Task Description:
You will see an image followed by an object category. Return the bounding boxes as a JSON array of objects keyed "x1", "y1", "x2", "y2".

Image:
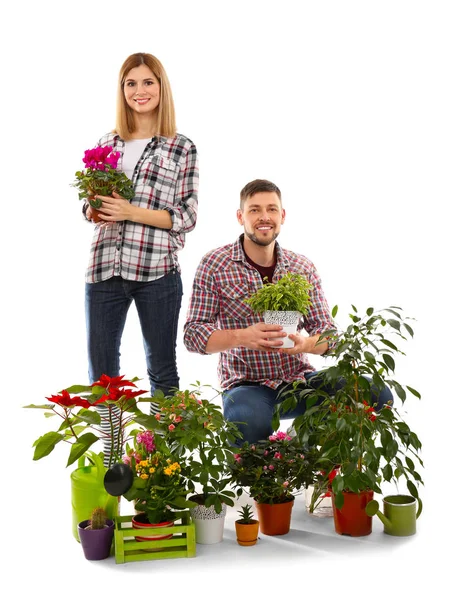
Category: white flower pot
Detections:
[
  {"x1": 263, "y1": 310, "x2": 300, "y2": 348},
  {"x1": 189, "y1": 502, "x2": 227, "y2": 544}
]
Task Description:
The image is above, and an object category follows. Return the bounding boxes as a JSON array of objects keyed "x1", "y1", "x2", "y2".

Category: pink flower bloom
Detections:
[
  {"x1": 283, "y1": 481, "x2": 289, "y2": 487},
  {"x1": 300, "y1": 454, "x2": 305, "y2": 459},
  {"x1": 263, "y1": 466, "x2": 268, "y2": 470},
  {"x1": 251, "y1": 445, "x2": 256, "y2": 451},
  {"x1": 268, "y1": 465, "x2": 275, "y2": 471},
  {"x1": 264, "y1": 450, "x2": 269, "y2": 456},
  {"x1": 274, "y1": 452, "x2": 282, "y2": 459},
  {"x1": 168, "y1": 424, "x2": 175, "y2": 431},
  {"x1": 136, "y1": 430, "x2": 155, "y2": 453},
  {"x1": 197, "y1": 399, "x2": 202, "y2": 405},
  {"x1": 174, "y1": 416, "x2": 183, "y2": 423},
  {"x1": 123, "y1": 455, "x2": 131, "y2": 465}
]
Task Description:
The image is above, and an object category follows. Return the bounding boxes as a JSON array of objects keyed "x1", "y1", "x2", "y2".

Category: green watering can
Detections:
[
  {"x1": 70, "y1": 451, "x2": 119, "y2": 542},
  {"x1": 366, "y1": 494, "x2": 422, "y2": 536}
]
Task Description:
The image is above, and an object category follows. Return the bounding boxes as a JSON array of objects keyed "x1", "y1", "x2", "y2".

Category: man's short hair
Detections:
[{"x1": 239, "y1": 179, "x2": 282, "y2": 208}]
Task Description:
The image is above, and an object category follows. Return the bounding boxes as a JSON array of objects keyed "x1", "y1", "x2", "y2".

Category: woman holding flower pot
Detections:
[{"x1": 81, "y1": 53, "x2": 199, "y2": 463}]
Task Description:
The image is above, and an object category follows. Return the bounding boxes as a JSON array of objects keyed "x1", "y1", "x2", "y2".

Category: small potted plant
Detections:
[
  {"x1": 153, "y1": 385, "x2": 243, "y2": 544},
  {"x1": 71, "y1": 146, "x2": 134, "y2": 222},
  {"x1": 77, "y1": 506, "x2": 115, "y2": 560},
  {"x1": 245, "y1": 272, "x2": 312, "y2": 347},
  {"x1": 230, "y1": 431, "x2": 321, "y2": 535},
  {"x1": 277, "y1": 305, "x2": 424, "y2": 536},
  {"x1": 234, "y1": 504, "x2": 259, "y2": 546}
]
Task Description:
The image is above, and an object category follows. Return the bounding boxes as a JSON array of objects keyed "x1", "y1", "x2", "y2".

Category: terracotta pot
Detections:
[
  {"x1": 235, "y1": 520, "x2": 259, "y2": 546},
  {"x1": 89, "y1": 206, "x2": 103, "y2": 223},
  {"x1": 131, "y1": 512, "x2": 174, "y2": 542},
  {"x1": 332, "y1": 490, "x2": 374, "y2": 536},
  {"x1": 256, "y1": 497, "x2": 294, "y2": 535}
]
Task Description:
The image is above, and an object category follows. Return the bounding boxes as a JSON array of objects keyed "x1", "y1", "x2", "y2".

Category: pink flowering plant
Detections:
[
  {"x1": 24, "y1": 374, "x2": 161, "y2": 469},
  {"x1": 122, "y1": 429, "x2": 194, "y2": 524},
  {"x1": 72, "y1": 145, "x2": 134, "y2": 209},
  {"x1": 152, "y1": 385, "x2": 243, "y2": 514},
  {"x1": 229, "y1": 431, "x2": 321, "y2": 505}
]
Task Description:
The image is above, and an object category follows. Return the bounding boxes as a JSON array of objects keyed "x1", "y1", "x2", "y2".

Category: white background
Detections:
[{"x1": 3, "y1": 0, "x2": 469, "y2": 597}]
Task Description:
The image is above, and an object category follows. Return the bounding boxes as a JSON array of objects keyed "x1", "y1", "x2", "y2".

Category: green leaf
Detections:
[
  {"x1": 23, "y1": 404, "x2": 54, "y2": 409},
  {"x1": 403, "y1": 323, "x2": 414, "y2": 337},
  {"x1": 407, "y1": 480, "x2": 419, "y2": 499},
  {"x1": 382, "y1": 354, "x2": 395, "y2": 371},
  {"x1": 387, "y1": 319, "x2": 401, "y2": 331},
  {"x1": 66, "y1": 432, "x2": 100, "y2": 467},
  {"x1": 406, "y1": 386, "x2": 421, "y2": 399},
  {"x1": 366, "y1": 307, "x2": 374, "y2": 316},
  {"x1": 332, "y1": 305, "x2": 338, "y2": 318},
  {"x1": 33, "y1": 432, "x2": 65, "y2": 460},
  {"x1": 381, "y1": 339, "x2": 398, "y2": 351}
]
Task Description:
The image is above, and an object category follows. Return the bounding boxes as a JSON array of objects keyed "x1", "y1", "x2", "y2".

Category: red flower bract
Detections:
[
  {"x1": 47, "y1": 390, "x2": 91, "y2": 409},
  {"x1": 92, "y1": 374, "x2": 137, "y2": 389},
  {"x1": 98, "y1": 387, "x2": 147, "y2": 403}
]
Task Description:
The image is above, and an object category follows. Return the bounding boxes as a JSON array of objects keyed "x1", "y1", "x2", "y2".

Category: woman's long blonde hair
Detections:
[{"x1": 115, "y1": 52, "x2": 176, "y2": 140}]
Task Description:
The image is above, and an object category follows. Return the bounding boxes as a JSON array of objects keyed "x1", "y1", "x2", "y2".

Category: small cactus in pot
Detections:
[{"x1": 78, "y1": 506, "x2": 115, "y2": 560}]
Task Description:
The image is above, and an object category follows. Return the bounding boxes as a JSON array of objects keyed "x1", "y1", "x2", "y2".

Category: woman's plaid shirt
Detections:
[
  {"x1": 85, "y1": 132, "x2": 198, "y2": 283},
  {"x1": 183, "y1": 237, "x2": 335, "y2": 390}
]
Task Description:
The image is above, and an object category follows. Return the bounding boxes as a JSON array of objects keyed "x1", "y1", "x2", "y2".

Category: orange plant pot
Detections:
[
  {"x1": 256, "y1": 498, "x2": 294, "y2": 536},
  {"x1": 332, "y1": 490, "x2": 374, "y2": 536},
  {"x1": 89, "y1": 207, "x2": 103, "y2": 223},
  {"x1": 235, "y1": 520, "x2": 260, "y2": 546}
]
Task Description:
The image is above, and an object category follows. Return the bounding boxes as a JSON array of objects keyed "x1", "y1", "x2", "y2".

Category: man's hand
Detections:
[
  {"x1": 279, "y1": 333, "x2": 328, "y2": 356},
  {"x1": 236, "y1": 323, "x2": 286, "y2": 351}
]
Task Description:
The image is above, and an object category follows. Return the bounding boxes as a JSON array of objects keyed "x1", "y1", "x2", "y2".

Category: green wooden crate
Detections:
[{"x1": 114, "y1": 512, "x2": 196, "y2": 564}]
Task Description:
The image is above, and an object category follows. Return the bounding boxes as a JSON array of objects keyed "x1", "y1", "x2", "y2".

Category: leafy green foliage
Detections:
[
  {"x1": 245, "y1": 272, "x2": 313, "y2": 315},
  {"x1": 72, "y1": 167, "x2": 134, "y2": 204},
  {"x1": 237, "y1": 504, "x2": 257, "y2": 524}
]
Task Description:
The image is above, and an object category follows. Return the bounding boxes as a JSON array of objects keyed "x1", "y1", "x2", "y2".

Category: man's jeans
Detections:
[
  {"x1": 222, "y1": 371, "x2": 394, "y2": 445},
  {"x1": 85, "y1": 272, "x2": 183, "y2": 406}
]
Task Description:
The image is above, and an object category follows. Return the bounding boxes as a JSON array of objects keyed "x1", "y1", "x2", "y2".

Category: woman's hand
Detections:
[{"x1": 95, "y1": 191, "x2": 135, "y2": 222}]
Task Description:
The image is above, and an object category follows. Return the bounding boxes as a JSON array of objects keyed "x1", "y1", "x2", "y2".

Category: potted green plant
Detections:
[
  {"x1": 24, "y1": 374, "x2": 159, "y2": 540},
  {"x1": 276, "y1": 305, "x2": 424, "y2": 536},
  {"x1": 245, "y1": 272, "x2": 312, "y2": 348},
  {"x1": 77, "y1": 506, "x2": 115, "y2": 561},
  {"x1": 72, "y1": 146, "x2": 134, "y2": 222},
  {"x1": 230, "y1": 431, "x2": 321, "y2": 535},
  {"x1": 153, "y1": 385, "x2": 242, "y2": 544},
  {"x1": 234, "y1": 504, "x2": 259, "y2": 546}
]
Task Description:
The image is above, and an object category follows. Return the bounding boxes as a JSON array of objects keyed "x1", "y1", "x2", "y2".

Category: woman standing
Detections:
[{"x1": 83, "y1": 53, "x2": 198, "y2": 463}]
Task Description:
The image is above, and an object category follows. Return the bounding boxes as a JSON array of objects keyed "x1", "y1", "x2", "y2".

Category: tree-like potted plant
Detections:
[
  {"x1": 245, "y1": 272, "x2": 312, "y2": 348},
  {"x1": 77, "y1": 506, "x2": 115, "y2": 560},
  {"x1": 234, "y1": 504, "x2": 259, "y2": 546},
  {"x1": 276, "y1": 305, "x2": 424, "y2": 536},
  {"x1": 153, "y1": 385, "x2": 243, "y2": 544},
  {"x1": 230, "y1": 431, "x2": 321, "y2": 535}
]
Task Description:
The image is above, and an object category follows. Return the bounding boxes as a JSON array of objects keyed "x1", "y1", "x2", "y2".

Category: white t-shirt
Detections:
[{"x1": 122, "y1": 138, "x2": 151, "y2": 180}]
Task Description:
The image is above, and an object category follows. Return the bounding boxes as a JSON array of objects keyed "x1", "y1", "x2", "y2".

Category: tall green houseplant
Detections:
[
  {"x1": 245, "y1": 272, "x2": 312, "y2": 314},
  {"x1": 275, "y1": 305, "x2": 424, "y2": 509}
]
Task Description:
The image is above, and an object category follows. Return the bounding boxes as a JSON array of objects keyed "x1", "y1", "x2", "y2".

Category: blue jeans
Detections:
[
  {"x1": 222, "y1": 371, "x2": 393, "y2": 444},
  {"x1": 85, "y1": 272, "x2": 183, "y2": 406}
]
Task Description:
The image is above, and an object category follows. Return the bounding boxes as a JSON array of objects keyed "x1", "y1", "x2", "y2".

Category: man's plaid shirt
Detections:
[
  {"x1": 85, "y1": 132, "x2": 198, "y2": 283},
  {"x1": 183, "y1": 236, "x2": 335, "y2": 390}
]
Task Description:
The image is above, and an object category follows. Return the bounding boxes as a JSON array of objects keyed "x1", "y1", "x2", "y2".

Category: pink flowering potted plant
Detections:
[
  {"x1": 72, "y1": 145, "x2": 134, "y2": 222},
  {"x1": 119, "y1": 429, "x2": 195, "y2": 546},
  {"x1": 229, "y1": 431, "x2": 322, "y2": 535}
]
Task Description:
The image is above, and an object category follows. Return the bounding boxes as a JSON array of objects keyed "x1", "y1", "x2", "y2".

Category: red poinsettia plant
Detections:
[
  {"x1": 72, "y1": 146, "x2": 134, "y2": 220},
  {"x1": 24, "y1": 374, "x2": 158, "y2": 469}
]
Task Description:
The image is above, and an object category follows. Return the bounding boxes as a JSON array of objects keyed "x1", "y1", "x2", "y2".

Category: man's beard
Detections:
[{"x1": 245, "y1": 228, "x2": 279, "y2": 247}]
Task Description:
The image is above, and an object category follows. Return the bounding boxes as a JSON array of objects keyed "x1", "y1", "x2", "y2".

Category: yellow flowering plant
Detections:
[{"x1": 122, "y1": 429, "x2": 194, "y2": 524}]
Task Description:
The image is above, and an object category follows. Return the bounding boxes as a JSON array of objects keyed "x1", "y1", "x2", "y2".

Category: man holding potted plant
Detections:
[{"x1": 183, "y1": 179, "x2": 393, "y2": 443}]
